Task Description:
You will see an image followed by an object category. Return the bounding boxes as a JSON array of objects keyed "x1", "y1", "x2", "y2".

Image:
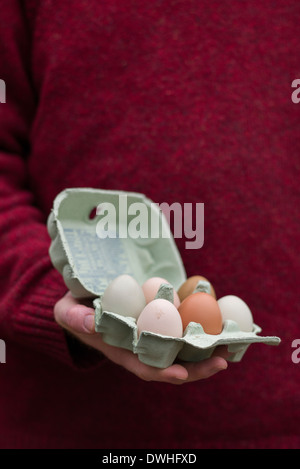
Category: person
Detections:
[{"x1": 0, "y1": 0, "x2": 299, "y2": 449}]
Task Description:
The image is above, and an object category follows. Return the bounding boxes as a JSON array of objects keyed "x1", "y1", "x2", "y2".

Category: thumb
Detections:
[{"x1": 54, "y1": 292, "x2": 96, "y2": 334}]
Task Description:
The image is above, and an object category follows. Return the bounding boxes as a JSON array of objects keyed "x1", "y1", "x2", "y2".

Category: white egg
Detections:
[
  {"x1": 101, "y1": 274, "x2": 146, "y2": 319},
  {"x1": 137, "y1": 299, "x2": 183, "y2": 338},
  {"x1": 217, "y1": 295, "x2": 254, "y2": 332}
]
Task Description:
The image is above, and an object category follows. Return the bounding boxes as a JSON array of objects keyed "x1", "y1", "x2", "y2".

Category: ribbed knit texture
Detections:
[{"x1": 0, "y1": 0, "x2": 299, "y2": 449}]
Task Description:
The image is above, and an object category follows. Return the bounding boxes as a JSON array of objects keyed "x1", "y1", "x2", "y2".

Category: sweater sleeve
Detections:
[{"x1": 0, "y1": 0, "x2": 103, "y2": 369}]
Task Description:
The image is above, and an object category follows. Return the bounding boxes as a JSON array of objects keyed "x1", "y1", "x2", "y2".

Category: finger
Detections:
[
  {"x1": 82, "y1": 333, "x2": 228, "y2": 384},
  {"x1": 129, "y1": 356, "x2": 227, "y2": 385},
  {"x1": 95, "y1": 340, "x2": 189, "y2": 383},
  {"x1": 126, "y1": 357, "x2": 189, "y2": 384},
  {"x1": 54, "y1": 292, "x2": 96, "y2": 334},
  {"x1": 179, "y1": 355, "x2": 228, "y2": 383},
  {"x1": 105, "y1": 342, "x2": 225, "y2": 384}
]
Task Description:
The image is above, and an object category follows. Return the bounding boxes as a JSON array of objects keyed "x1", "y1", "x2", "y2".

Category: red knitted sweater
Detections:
[{"x1": 0, "y1": 0, "x2": 299, "y2": 449}]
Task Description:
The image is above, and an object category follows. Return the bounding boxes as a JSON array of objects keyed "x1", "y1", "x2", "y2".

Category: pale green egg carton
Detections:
[
  {"x1": 93, "y1": 294, "x2": 280, "y2": 368},
  {"x1": 47, "y1": 188, "x2": 281, "y2": 369}
]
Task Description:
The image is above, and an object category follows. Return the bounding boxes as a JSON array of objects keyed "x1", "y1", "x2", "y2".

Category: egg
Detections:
[
  {"x1": 218, "y1": 295, "x2": 254, "y2": 332},
  {"x1": 142, "y1": 277, "x2": 181, "y2": 308},
  {"x1": 177, "y1": 275, "x2": 217, "y2": 301},
  {"x1": 101, "y1": 274, "x2": 146, "y2": 319},
  {"x1": 137, "y1": 299, "x2": 183, "y2": 338},
  {"x1": 178, "y1": 292, "x2": 223, "y2": 334}
]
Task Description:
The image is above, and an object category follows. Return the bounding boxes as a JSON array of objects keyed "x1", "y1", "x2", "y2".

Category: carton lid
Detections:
[{"x1": 47, "y1": 188, "x2": 187, "y2": 298}]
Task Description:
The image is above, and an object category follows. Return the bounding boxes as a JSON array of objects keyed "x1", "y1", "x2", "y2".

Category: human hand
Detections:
[{"x1": 54, "y1": 291, "x2": 229, "y2": 385}]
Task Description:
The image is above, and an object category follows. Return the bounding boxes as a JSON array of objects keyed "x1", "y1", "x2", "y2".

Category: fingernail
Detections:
[
  {"x1": 214, "y1": 364, "x2": 228, "y2": 372},
  {"x1": 210, "y1": 363, "x2": 228, "y2": 375},
  {"x1": 83, "y1": 314, "x2": 95, "y2": 332},
  {"x1": 176, "y1": 376, "x2": 188, "y2": 381}
]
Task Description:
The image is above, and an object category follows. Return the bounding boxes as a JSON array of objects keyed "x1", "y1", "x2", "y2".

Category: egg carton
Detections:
[
  {"x1": 48, "y1": 187, "x2": 281, "y2": 369},
  {"x1": 94, "y1": 299, "x2": 280, "y2": 368}
]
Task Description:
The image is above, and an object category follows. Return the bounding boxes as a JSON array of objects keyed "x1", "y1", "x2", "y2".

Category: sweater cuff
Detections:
[{"x1": 11, "y1": 261, "x2": 106, "y2": 370}]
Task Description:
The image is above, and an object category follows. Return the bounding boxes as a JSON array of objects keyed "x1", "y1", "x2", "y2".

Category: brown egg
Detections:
[
  {"x1": 177, "y1": 275, "x2": 217, "y2": 301},
  {"x1": 178, "y1": 292, "x2": 223, "y2": 334}
]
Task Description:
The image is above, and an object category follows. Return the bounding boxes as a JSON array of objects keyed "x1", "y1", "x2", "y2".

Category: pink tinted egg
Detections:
[
  {"x1": 142, "y1": 277, "x2": 180, "y2": 308},
  {"x1": 137, "y1": 299, "x2": 183, "y2": 338}
]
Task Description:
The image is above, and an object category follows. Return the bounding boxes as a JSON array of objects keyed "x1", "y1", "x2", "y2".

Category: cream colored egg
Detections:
[
  {"x1": 217, "y1": 295, "x2": 254, "y2": 332},
  {"x1": 137, "y1": 299, "x2": 183, "y2": 338},
  {"x1": 101, "y1": 274, "x2": 146, "y2": 319}
]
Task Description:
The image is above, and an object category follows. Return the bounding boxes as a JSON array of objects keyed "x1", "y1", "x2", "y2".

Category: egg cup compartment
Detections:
[
  {"x1": 94, "y1": 298, "x2": 183, "y2": 368},
  {"x1": 94, "y1": 296, "x2": 280, "y2": 368},
  {"x1": 48, "y1": 187, "x2": 281, "y2": 369},
  {"x1": 177, "y1": 321, "x2": 267, "y2": 363},
  {"x1": 95, "y1": 309, "x2": 137, "y2": 352}
]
